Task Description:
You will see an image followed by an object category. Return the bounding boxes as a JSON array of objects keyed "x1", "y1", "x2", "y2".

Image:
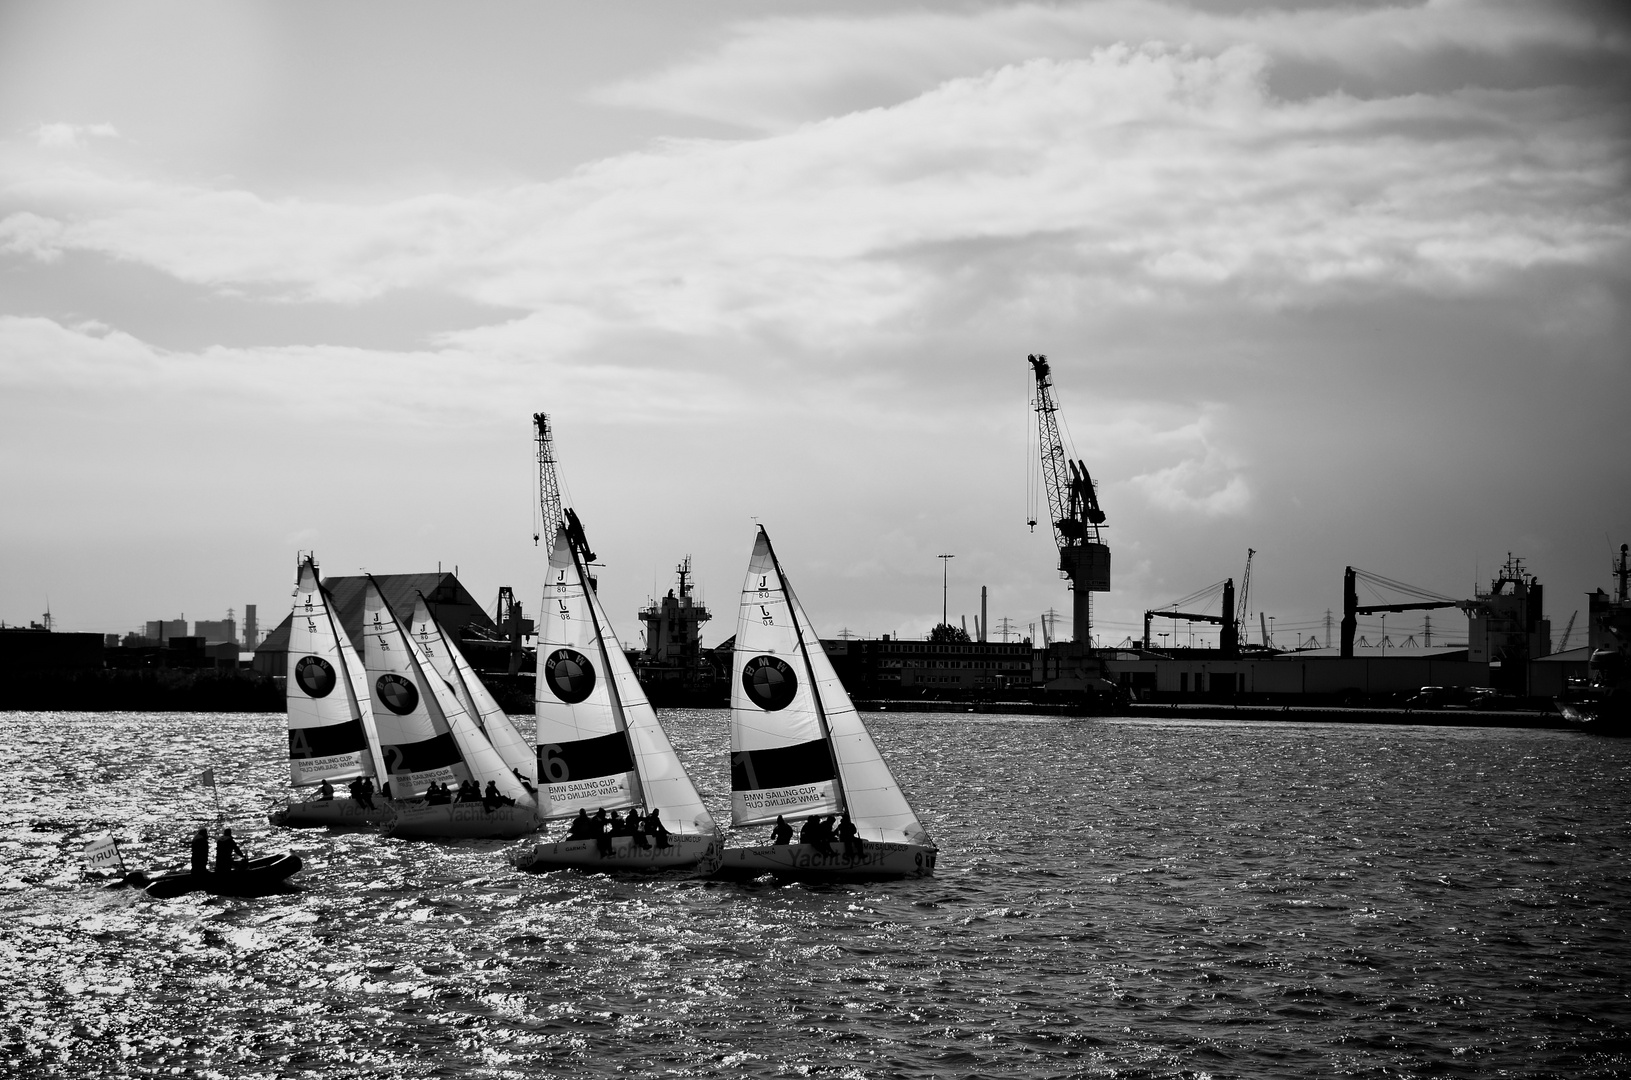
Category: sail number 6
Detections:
[{"x1": 539, "y1": 744, "x2": 572, "y2": 782}]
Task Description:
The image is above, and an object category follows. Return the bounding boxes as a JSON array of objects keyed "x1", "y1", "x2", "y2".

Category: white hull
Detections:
[
  {"x1": 384, "y1": 801, "x2": 540, "y2": 840},
  {"x1": 713, "y1": 841, "x2": 936, "y2": 881},
  {"x1": 271, "y1": 798, "x2": 390, "y2": 829},
  {"x1": 511, "y1": 831, "x2": 722, "y2": 873}
]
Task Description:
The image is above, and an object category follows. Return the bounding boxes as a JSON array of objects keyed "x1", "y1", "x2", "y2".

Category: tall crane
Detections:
[
  {"x1": 533, "y1": 413, "x2": 563, "y2": 550},
  {"x1": 1238, "y1": 548, "x2": 1255, "y2": 646},
  {"x1": 1028, "y1": 354, "x2": 1110, "y2": 645},
  {"x1": 1340, "y1": 566, "x2": 1467, "y2": 657}
]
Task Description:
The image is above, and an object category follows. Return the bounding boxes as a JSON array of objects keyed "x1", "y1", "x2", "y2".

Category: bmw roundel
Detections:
[
  {"x1": 742, "y1": 654, "x2": 798, "y2": 711},
  {"x1": 295, "y1": 655, "x2": 336, "y2": 699},
  {"x1": 545, "y1": 648, "x2": 596, "y2": 704},
  {"x1": 376, "y1": 672, "x2": 419, "y2": 715}
]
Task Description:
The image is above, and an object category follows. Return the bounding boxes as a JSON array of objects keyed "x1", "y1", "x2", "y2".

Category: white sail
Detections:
[
  {"x1": 286, "y1": 556, "x2": 387, "y2": 787},
  {"x1": 729, "y1": 528, "x2": 931, "y2": 845},
  {"x1": 399, "y1": 610, "x2": 536, "y2": 810},
  {"x1": 408, "y1": 596, "x2": 537, "y2": 783},
  {"x1": 534, "y1": 527, "x2": 715, "y2": 834},
  {"x1": 362, "y1": 578, "x2": 470, "y2": 797}
]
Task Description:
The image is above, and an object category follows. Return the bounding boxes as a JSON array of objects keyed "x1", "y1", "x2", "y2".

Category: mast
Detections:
[
  {"x1": 311, "y1": 557, "x2": 389, "y2": 786},
  {"x1": 567, "y1": 522, "x2": 645, "y2": 808},
  {"x1": 759, "y1": 528, "x2": 847, "y2": 812}
]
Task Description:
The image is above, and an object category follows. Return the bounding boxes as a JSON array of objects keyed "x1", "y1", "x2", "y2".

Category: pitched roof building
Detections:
[{"x1": 253, "y1": 572, "x2": 501, "y2": 677}]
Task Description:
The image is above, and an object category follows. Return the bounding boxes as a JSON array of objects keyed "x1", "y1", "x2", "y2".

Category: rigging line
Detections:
[
  {"x1": 1154, "y1": 578, "x2": 1229, "y2": 612},
  {"x1": 762, "y1": 529, "x2": 848, "y2": 814}
]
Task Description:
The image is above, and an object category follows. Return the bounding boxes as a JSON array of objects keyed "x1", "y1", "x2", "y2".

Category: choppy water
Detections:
[{"x1": 2, "y1": 710, "x2": 1628, "y2": 1079}]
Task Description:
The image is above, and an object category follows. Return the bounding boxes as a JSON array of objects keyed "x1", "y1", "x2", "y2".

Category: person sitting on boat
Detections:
[
  {"x1": 567, "y1": 808, "x2": 595, "y2": 839},
  {"x1": 423, "y1": 783, "x2": 444, "y2": 805},
  {"x1": 189, "y1": 826, "x2": 210, "y2": 875},
  {"x1": 454, "y1": 780, "x2": 474, "y2": 803},
  {"x1": 628, "y1": 809, "x2": 652, "y2": 849},
  {"x1": 593, "y1": 808, "x2": 614, "y2": 856},
  {"x1": 837, "y1": 812, "x2": 863, "y2": 858},
  {"x1": 214, "y1": 828, "x2": 246, "y2": 873},
  {"x1": 810, "y1": 816, "x2": 837, "y2": 856},
  {"x1": 318, "y1": 778, "x2": 334, "y2": 802},
  {"x1": 770, "y1": 815, "x2": 793, "y2": 846},
  {"x1": 482, "y1": 780, "x2": 514, "y2": 812},
  {"x1": 358, "y1": 777, "x2": 377, "y2": 809},
  {"x1": 645, "y1": 809, "x2": 670, "y2": 849},
  {"x1": 798, "y1": 815, "x2": 819, "y2": 846},
  {"x1": 348, "y1": 778, "x2": 365, "y2": 807}
]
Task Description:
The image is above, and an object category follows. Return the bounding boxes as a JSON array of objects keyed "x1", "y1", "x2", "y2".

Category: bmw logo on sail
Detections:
[{"x1": 545, "y1": 648, "x2": 596, "y2": 704}]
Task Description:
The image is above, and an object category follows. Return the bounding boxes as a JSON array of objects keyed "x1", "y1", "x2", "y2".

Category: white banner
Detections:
[
  {"x1": 81, "y1": 833, "x2": 121, "y2": 870},
  {"x1": 541, "y1": 772, "x2": 635, "y2": 820},
  {"x1": 731, "y1": 780, "x2": 839, "y2": 827}
]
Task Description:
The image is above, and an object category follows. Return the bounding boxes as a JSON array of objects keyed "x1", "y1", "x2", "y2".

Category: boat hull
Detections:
[
  {"x1": 712, "y1": 841, "x2": 936, "y2": 881},
  {"x1": 270, "y1": 798, "x2": 390, "y2": 829},
  {"x1": 383, "y1": 801, "x2": 540, "y2": 839},
  {"x1": 142, "y1": 854, "x2": 304, "y2": 899},
  {"x1": 511, "y1": 832, "x2": 722, "y2": 873}
]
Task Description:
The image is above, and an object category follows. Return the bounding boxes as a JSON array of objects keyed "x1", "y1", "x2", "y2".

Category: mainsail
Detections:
[
  {"x1": 286, "y1": 556, "x2": 387, "y2": 787},
  {"x1": 362, "y1": 578, "x2": 535, "y2": 807},
  {"x1": 408, "y1": 595, "x2": 537, "y2": 783},
  {"x1": 534, "y1": 526, "x2": 714, "y2": 834},
  {"x1": 730, "y1": 528, "x2": 931, "y2": 846}
]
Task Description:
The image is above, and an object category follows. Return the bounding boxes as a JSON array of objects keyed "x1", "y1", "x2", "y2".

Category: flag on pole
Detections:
[
  {"x1": 197, "y1": 768, "x2": 216, "y2": 787},
  {"x1": 82, "y1": 833, "x2": 121, "y2": 870}
]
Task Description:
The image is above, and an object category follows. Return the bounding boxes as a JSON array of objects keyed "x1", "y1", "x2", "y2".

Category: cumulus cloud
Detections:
[
  {"x1": 1089, "y1": 406, "x2": 1252, "y2": 517},
  {"x1": 6, "y1": 49, "x2": 1625, "y2": 364},
  {"x1": 592, "y1": 0, "x2": 1628, "y2": 131}
]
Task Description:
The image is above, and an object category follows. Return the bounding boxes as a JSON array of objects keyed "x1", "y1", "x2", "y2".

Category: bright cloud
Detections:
[
  {"x1": 3, "y1": 34, "x2": 1624, "y2": 370},
  {"x1": 31, "y1": 122, "x2": 120, "y2": 150},
  {"x1": 593, "y1": 0, "x2": 1627, "y2": 131}
]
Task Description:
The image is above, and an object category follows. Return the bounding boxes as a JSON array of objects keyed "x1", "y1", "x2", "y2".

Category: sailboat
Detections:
[
  {"x1": 359, "y1": 577, "x2": 540, "y2": 839},
  {"x1": 511, "y1": 525, "x2": 722, "y2": 872},
  {"x1": 714, "y1": 527, "x2": 937, "y2": 880},
  {"x1": 408, "y1": 594, "x2": 537, "y2": 785},
  {"x1": 271, "y1": 555, "x2": 391, "y2": 828}
]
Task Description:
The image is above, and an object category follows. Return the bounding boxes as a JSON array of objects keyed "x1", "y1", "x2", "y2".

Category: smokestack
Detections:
[
  {"x1": 245, "y1": 604, "x2": 258, "y2": 649},
  {"x1": 981, "y1": 586, "x2": 988, "y2": 643}
]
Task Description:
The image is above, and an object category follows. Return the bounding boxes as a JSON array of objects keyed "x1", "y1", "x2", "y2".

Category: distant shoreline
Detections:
[{"x1": 855, "y1": 699, "x2": 1572, "y2": 729}]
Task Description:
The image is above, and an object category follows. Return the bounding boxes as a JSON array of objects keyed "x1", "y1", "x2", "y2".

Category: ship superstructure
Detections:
[{"x1": 635, "y1": 556, "x2": 718, "y2": 705}]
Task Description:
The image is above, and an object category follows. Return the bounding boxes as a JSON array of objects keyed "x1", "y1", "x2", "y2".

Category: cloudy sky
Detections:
[{"x1": 2, "y1": 0, "x2": 1627, "y2": 653}]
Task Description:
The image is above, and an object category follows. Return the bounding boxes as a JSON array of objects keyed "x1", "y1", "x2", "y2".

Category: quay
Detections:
[{"x1": 856, "y1": 698, "x2": 1572, "y2": 729}]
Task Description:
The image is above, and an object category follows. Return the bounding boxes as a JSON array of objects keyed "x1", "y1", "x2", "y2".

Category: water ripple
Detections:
[{"x1": 2, "y1": 711, "x2": 1629, "y2": 1077}]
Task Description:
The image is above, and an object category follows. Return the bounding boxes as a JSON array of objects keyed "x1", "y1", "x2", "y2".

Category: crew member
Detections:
[
  {"x1": 189, "y1": 826, "x2": 210, "y2": 875},
  {"x1": 214, "y1": 827, "x2": 246, "y2": 873}
]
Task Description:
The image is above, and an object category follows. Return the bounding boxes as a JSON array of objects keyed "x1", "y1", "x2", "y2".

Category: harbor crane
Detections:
[
  {"x1": 1340, "y1": 566, "x2": 1467, "y2": 657},
  {"x1": 1143, "y1": 578, "x2": 1239, "y2": 656},
  {"x1": 534, "y1": 412, "x2": 595, "y2": 572},
  {"x1": 533, "y1": 413, "x2": 563, "y2": 550},
  {"x1": 1028, "y1": 354, "x2": 1109, "y2": 644}
]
